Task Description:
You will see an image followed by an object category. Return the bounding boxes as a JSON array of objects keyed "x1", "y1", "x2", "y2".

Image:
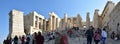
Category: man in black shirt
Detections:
[{"x1": 85, "y1": 26, "x2": 94, "y2": 44}]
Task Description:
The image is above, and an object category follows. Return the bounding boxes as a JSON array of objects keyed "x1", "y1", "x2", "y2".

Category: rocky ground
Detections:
[
  {"x1": 43, "y1": 29, "x2": 120, "y2": 44},
  {"x1": 44, "y1": 37, "x2": 120, "y2": 44}
]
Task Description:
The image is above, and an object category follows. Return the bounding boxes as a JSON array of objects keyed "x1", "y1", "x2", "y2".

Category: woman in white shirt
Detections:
[{"x1": 101, "y1": 28, "x2": 107, "y2": 44}]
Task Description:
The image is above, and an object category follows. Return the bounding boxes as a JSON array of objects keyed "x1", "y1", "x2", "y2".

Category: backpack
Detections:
[
  {"x1": 94, "y1": 33, "x2": 101, "y2": 40},
  {"x1": 86, "y1": 30, "x2": 93, "y2": 37},
  {"x1": 27, "y1": 37, "x2": 30, "y2": 42}
]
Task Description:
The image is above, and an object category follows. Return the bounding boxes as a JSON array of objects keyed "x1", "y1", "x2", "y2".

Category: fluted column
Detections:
[
  {"x1": 49, "y1": 15, "x2": 52, "y2": 30},
  {"x1": 64, "y1": 13, "x2": 67, "y2": 29},
  {"x1": 54, "y1": 17, "x2": 56, "y2": 30},
  {"x1": 93, "y1": 9, "x2": 99, "y2": 29},
  {"x1": 77, "y1": 14, "x2": 82, "y2": 28},
  {"x1": 43, "y1": 19, "x2": 46, "y2": 31},
  {"x1": 86, "y1": 12, "x2": 90, "y2": 29}
]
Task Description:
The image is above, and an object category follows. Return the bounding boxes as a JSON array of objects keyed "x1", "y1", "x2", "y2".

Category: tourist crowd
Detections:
[
  {"x1": 3, "y1": 32, "x2": 44, "y2": 44},
  {"x1": 85, "y1": 26, "x2": 107, "y2": 44},
  {"x1": 3, "y1": 26, "x2": 112, "y2": 44}
]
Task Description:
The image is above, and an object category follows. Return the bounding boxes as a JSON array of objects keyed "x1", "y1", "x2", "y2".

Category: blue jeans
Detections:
[{"x1": 101, "y1": 37, "x2": 106, "y2": 44}]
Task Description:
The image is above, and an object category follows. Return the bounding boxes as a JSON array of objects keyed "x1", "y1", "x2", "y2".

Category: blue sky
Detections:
[{"x1": 0, "y1": 0, "x2": 119, "y2": 43}]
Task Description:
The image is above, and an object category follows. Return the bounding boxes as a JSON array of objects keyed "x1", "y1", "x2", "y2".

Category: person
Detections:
[
  {"x1": 4, "y1": 37, "x2": 12, "y2": 44},
  {"x1": 21, "y1": 35, "x2": 25, "y2": 44},
  {"x1": 85, "y1": 26, "x2": 94, "y2": 44},
  {"x1": 94, "y1": 31, "x2": 101, "y2": 44},
  {"x1": 97, "y1": 28, "x2": 102, "y2": 34},
  {"x1": 13, "y1": 35, "x2": 18, "y2": 44},
  {"x1": 3, "y1": 39, "x2": 7, "y2": 44},
  {"x1": 18, "y1": 36, "x2": 22, "y2": 44},
  {"x1": 114, "y1": 35, "x2": 118, "y2": 40},
  {"x1": 3, "y1": 39, "x2": 6, "y2": 44},
  {"x1": 35, "y1": 32, "x2": 44, "y2": 44},
  {"x1": 26, "y1": 36, "x2": 30, "y2": 44},
  {"x1": 60, "y1": 33, "x2": 68, "y2": 44},
  {"x1": 68, "y1": 29, "x2": 73, "y2": 37},
  {"x1": 55, "y1": 32, "x2": 61, "y2": 44},
  {"x1": 32, "y1": 32, "x2": 37, "y2": 44},
  {"x1": 8, "y1": 37, "x2": 12, "y2": 44},
  {"x1": 76, "y1": 27, "x2": 79, "y2": 32},
  {"x1": 111, "y1": 31, "x2": 115, "y2": 39},
  {"x1": 47, "y1": 32, "x2": 52, "y2": 41},
  {"x1": 114, "y1": 34, "x2": 119, "y2": 40},
  {"x1": 101, "y1": 28, "x2": 107, "y2": 44},
  {"x1": 26, "y1": 33, "x2": 31, "y2": 44},
  {"x1": 51, "y1": 32, "x2": 55, "y2": 39}
]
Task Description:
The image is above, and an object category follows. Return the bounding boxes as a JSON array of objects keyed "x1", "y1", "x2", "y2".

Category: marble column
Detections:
[
  {"x1": 35, "y1": 16, "x2": 39, "y2": 29},
  {"x1": 38, "y1": 18, "x2": 41, "y2": 29},
  {"x1": 56, "y1": 18, "x2": 58, "y2": 28},
  {"x1": 70, "y1": 18, "x2": 72, "y2": 28},
  {"x1": 71, "y1": 18, "x2": 73, "y2": 27},
  {"x1": 54, "y1": 16, "x2": 56, "y2": 30},
  {"x1": 56, "y1": 18, "x2": 59, "y2": 30},
  {"x1": 36, "y1": 18, "x2": 39, "y2": 29},
  {"x1": 64, "y1": 13, "x2": 67, "y2": 30},
  {"x1": 41, "y1": 19, "x2": 43, "y2": 30},
  {"x1": 49, "y1": 15, "x2": 52, "y2": 30},
  {"x1": 77, "y1": 14, "x2": 82, "y2": 28},
  {"x1": 64, "y1": 13, "x2": 67, "y2": 23},
  {"x1": 44, "y1": 19, "x2": 46, "y2": 31},
  {"x1": 93, "y1": 9, "x2": 99, "y2": 29},
  {"x1": 86, "y1": 12, "x2": 90, "y2": 29}
]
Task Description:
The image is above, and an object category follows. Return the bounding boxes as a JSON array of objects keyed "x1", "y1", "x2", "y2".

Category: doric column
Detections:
[
  {"x1": 44, "y1": 19, "x2": 46, "y2": 31},
  {"x1": 38, "y1": 18, "x2": 40, "y2": 29},
  {"x1": 64, "y1": 13, "x2": 67, "y2": 23},
  {"x1": 77, "y1": 14, "x2": 82, "y2": 28},
  {"x1": 64, "y1": 13, "x2": 67, "y2": 29},
  {"x1": 86, "y1": 12, "x2": 90, "y2": 29},
  {"x1": 41, "y1": 19, "x2": 43, "y2": 30},
  {"x1": 49, "y1": 15, "x2": 52, "y2": 30},
  {"x1": 56, "y1": 18, "x2": 58, "y2": 28},
  {"x1": 37, "y1": 18, "x2": 39, "y2": 29},
  {"x1": 93, "y1": 9, "x2": 99, "y2": 29},
  {"x1": 71, "y1": 18, "x2": 73, "y2": 27},
  {"x1": 34, "y1": 16, "x2": 38, "y2": 28},
  {"x1": 54, "y1": 17, "x2": 56, "y2": 30}
]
